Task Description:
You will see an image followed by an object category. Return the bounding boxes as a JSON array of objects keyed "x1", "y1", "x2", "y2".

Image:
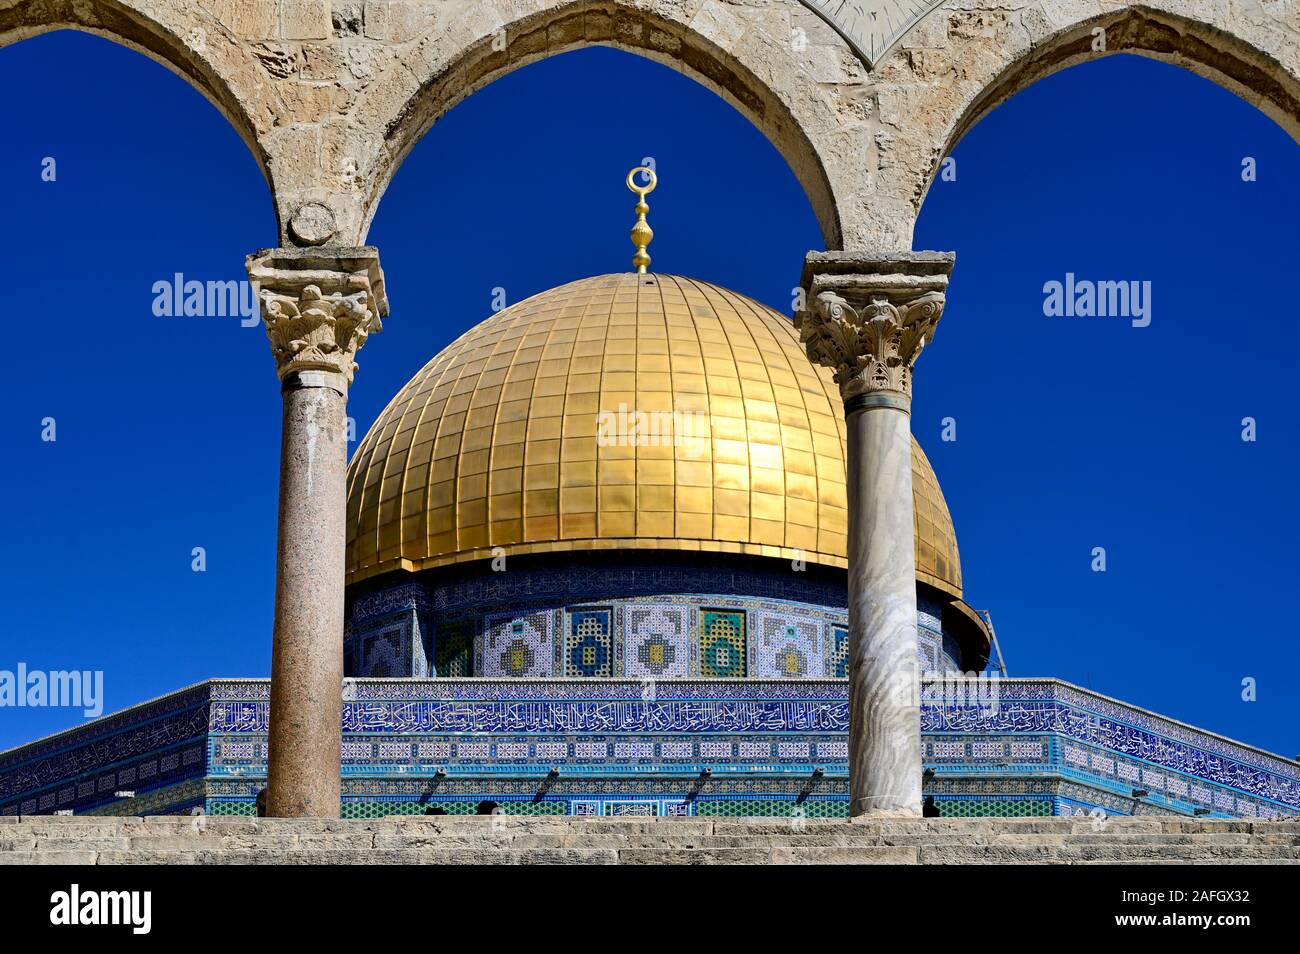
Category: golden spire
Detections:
[{"x1": 626, "y1": 166, "x2": 657, "y2": 273}]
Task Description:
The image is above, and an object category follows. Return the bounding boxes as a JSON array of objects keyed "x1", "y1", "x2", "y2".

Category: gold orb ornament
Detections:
[{"x1": 626, "y1": 166, "x2": 657, "y2": 273}]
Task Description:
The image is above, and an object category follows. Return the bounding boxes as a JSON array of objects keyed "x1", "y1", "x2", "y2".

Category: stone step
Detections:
[
  {"x1": 989, "y1": 832, "x2": 1300, "y2": 847},
  {"x1": 4, "y1": 817, "x2": 1298, "y2": 864},
  {"x1": 22, "y1": 830, "x2": 1294, "y2": 854},
  {"x1": 0, "y1": 850, "x2": 99, "y2": 865},
  {"x1": 0, "y1": 845, "x2": 919, "y2": 865},
  {"x1": 917, "y1": 843, "x2": 1300, "y2": 864},
  {"x1": 8, "y1": 842, "x2": 1295, "y2": 865},
  {"x1": 0, "y1": 848, "x2": 625, "y2": 865},
  {"x1": 20, "y1": 831, "x2": 1289, "y2": 857}
]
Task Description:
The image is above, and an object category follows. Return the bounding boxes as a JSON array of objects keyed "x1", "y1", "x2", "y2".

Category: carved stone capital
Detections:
[
  {"x1": 247, "y1": 247, "x2": 389, "y2": 393},
  {"x1": 795, "y1": 252, "x2": 953, "y2": 404}
]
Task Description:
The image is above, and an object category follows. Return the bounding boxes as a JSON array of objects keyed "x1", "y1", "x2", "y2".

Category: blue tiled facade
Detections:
[
  {"x1": 343, "y1": 563, "x2": 969, "y2": 680},
  {"x1": 6, "y1": 562, "x2": 1293, "y2": 821},
  {"x1": 4, "y1": 678, "x2": 1297, "y2": 820}
]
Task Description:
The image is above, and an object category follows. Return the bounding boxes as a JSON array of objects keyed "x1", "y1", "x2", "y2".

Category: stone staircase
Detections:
[{"x1": 2, "y1": 815, "x2": 1297, "y2": 864}]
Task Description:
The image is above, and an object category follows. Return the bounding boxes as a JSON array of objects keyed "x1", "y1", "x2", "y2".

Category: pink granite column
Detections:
[
  {"x1": 247, "y1": 248, "x2": 387, "y2": 818},
  {"x1": 266, "y1": 377, "x2": 347, "y2": 816}
]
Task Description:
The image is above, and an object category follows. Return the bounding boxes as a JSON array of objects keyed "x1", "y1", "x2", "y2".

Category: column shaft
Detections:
[
  {"x1": 796, "y1": 251, "x2": 952, "y2": 821},
  {"x1": 267, "y1": 380, "x2": 346, "y2": 817},
  {"x1": 248, "y1": 246, "x2": 387, "y2": 818},
  {"x1": 846, "y1": 401, "x2": 920, "y2": 816}
]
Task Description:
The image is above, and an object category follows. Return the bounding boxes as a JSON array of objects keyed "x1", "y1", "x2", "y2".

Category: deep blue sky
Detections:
[{"x1": 1, "y1": 31, "x2": 1296, "y2": 757}]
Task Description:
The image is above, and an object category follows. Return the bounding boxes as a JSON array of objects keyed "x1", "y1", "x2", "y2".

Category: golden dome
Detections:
[{"x1": 346, "y1": 273, "x2": 962, "y2": 596}]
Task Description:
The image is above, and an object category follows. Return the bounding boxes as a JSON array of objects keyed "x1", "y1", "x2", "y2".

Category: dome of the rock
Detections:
[{"x1": 343, "y1": 272, "x2": 989, "y2": 679}]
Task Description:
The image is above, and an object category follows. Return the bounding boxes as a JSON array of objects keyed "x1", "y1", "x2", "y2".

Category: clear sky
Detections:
[{"x1": 1, "y1": 30, "x2": 1296, "y2": 757}]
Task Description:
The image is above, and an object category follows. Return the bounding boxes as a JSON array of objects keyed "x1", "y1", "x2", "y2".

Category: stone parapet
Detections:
[{"x1": 2, "y1": 816, "x2": 1297, "y2": 865}]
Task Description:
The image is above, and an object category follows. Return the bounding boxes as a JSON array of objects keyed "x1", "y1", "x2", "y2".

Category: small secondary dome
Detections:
[{"x1": 346, "y1": 272, "x2": 964, "y2": 596}]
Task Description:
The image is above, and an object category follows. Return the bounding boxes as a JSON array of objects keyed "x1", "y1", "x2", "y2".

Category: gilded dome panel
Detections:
[{"x1": 346, "y1": 273, "x2": 962, "y2": 597}]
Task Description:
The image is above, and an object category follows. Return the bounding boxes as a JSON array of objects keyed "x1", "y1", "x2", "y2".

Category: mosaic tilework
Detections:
[
  {"x1": 85, "y1": 779, "x2": 206, "y2": 817},
  {"x1": 917, "y1": 606, "x2": 943, "y2": 634},
  {"x1": 0, "y1": 684, "x2": 212, "y2": 817},
  {"x1": 362, "y1": 628, "x2": 403, "y2": 677},
  {"x1": 340, "y1": 800, "x2": 566, "y2": 818},
  {"x1": 564, "y1": 607, "x2": 614, "y2": 677},
  {"x1": 400, "y1": 556, "x2": 849, "y2": 618},
  {"x1": 346, "y1": 598, "x2": 432, "y2": 678},
  {"x1": 828, "y1": 625, "x2": 849, "y2": 678},
  {"x1": 624, "y1": 603, "x2": 691, "y2": 679},
  {"x1": 825, "y1": 624, "x2": 961, "y2": 677},
  {"x1": 211, "y1": 674, "x2": 1300, "y2": 816},
  {"x1": 211, "y1": 783, "x2": 1092, "y2": 820},
  {"x1": 916, "y1": 634, "x2": 937, "y2": 673},
  {"x1": 205, "y1": 769, "x2": 1256, "y2": 821},
  {"x1": 942, "y1": 632, "x2": 963, "y2": 670},
  {"x1": 570, "y1": 798, "x2": 692, "y2": 817},
  {"x1": 697, "y1": 799, "x2": 848, "y2": 818},
  {"x1": 479, "y1": 612, "x2": 554, "y2": 677},
  {"x1": 10, "y1": 678, "x2": 1300, "y2": 820},
  {"x1": 350, "y1": 571, "x2": 969, "y2": 680},
  {"x1": 935, "y1": 797, "x2": 1051, "y2": 817},
  {"x1": 700, "y1": 609, "x2": 746, "y2": 677},
  {"x1": 352, "y1": 583, "x2": 430, "y2": 621},
  {"x1": 435, "y1": 619, "x2": 474, "y2": 677},
  {"x1": 752, "y1": 611, "x2": 823, "y2": 678}
]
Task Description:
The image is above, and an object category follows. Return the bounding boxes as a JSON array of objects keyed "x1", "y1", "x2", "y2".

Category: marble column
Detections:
[
  {"x1": 796, "y1": 252, "x2": 952, "y2": 817},
  {"x1": 247, "y1": 248, "x2": 387, "y2": 817}
]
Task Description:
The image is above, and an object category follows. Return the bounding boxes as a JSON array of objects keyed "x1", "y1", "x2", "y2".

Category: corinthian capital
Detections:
[
  {"x1": 247, "y1": 247, "x2": 388, "y2": 392},
  {"x1": 795, "y1": 252, "x2": 953, "y2": 404}
]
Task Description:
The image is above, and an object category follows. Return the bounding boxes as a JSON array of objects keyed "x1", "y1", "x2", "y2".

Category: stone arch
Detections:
[
  {"x1": 0, "y1": 0, "x2": 282, "y2": 235},
  {"x1": 347, "y1": 1, "x2": 855, "y2": 249},
  {"x1": 893, "y1": 2, "x2": 1300, "y2": 247}
]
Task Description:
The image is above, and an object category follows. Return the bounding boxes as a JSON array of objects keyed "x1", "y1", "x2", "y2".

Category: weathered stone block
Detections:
[
  {"x1": 690, "y1": 1, "x2": 748, "y2": 51},
  {"x1": 283, "y1": 0, "x2": 332, "y2": 40},
  {"x1": 0, "y1": 849, "x2": 98, "y2": 864},
  {"x1": 332, "y1": 2, "x2": 364, "y2": 37},
  {"x1": 364, "y1": 0, "x2": 393, "y2": 40},
  {"x1": 6, "y1": 818, "x2": 1300, "y2": 863},
  {"x1": 302, "y1": 42, "x2": 347, "y2": 81},
  {"x1": 214, "y1": 0, "x2": 279, "y2": 39},
  {"x1": 771, "y1": 845, "x2": 918, "y2": 864},
  {"x1": 266, "y1": 124, "x2": 324, "y2": 189}
]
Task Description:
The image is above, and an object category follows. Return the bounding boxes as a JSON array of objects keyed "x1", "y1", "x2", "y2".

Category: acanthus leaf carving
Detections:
[
  {"x1": 260, "y1": 283, "x2": 380, "y2": 385},
  {"x1": 797, "y1": 288, "x2": 944, "y2": 400},
  {"x1": 246, "y1": 247, "x2": 388, "y2": 390}
]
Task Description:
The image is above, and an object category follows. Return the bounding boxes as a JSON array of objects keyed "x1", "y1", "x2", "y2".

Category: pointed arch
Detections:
[
  {"x1": 1, "y1": 0, "x2": 281, "y2": 235},
  {"x1": 349, "y1": 1, "x2": 848, "y2": 249},
  {"x1": 898, "y1": 3, "x2": 1300, "y2": 245}
]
